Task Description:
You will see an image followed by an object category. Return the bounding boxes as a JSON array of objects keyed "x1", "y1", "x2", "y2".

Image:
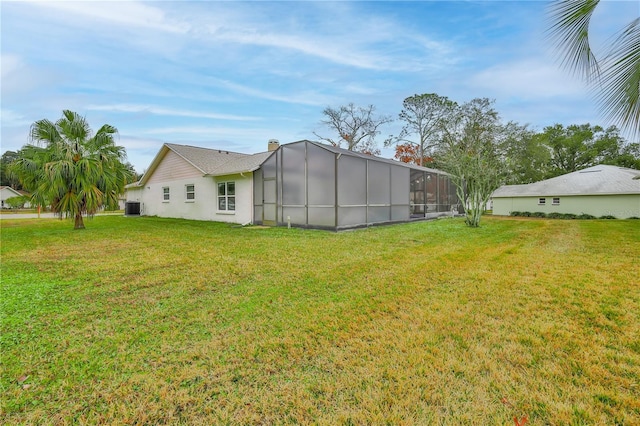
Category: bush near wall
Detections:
[{"x1": 508, "y1": 211, "x2": 628, "y2": 220}]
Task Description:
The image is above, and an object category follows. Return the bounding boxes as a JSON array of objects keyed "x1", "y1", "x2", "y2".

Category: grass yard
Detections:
[{"x1": 1, "y1": 216, "x2": 639, "y2": 425}]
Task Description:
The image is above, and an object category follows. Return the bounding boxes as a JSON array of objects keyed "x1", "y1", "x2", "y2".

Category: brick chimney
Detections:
[{"x1": 268, "y1": 139, "x2": 280, "y2": 152}]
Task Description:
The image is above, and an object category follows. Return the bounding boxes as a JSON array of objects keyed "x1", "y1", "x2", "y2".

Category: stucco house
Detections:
[
  {"x1": 125, "y1": 142, "x2": 273, "y2": 224},
  {"x1": 492, "y1": 165, "x2": 640, "y2": 218},
  {"x1": 125, "y1": 140, "x2": 461, "y2": 230},
  {"x1": 0, "y1": 186, "x2": 30, "y2": 208}
]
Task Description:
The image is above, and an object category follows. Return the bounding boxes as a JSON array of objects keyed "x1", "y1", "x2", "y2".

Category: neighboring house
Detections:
[
  {"x1": 0, "y1": 186, "x2": 30, "y2": 208},
  {"x1": 492, "y1": 165, "x2": 640, "y2": 218},
  {"x1": 125, "y1": 140, "x2": 460, "y2": 230}
]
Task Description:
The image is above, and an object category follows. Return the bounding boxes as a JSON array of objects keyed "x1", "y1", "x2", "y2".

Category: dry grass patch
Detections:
[{"x1": 1, "y1": 216, "x2": 638, "y2": 424}]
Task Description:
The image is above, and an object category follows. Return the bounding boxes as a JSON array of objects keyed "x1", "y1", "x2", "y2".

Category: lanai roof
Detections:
[
  {"x1": 492, "y1": 165, "x2": 640, "y2": 198},
  {"x1": 298, "y1": 140, "x2": 451, "y2": 175}
]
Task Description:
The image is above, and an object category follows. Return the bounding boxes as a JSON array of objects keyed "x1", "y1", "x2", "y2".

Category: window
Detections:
[
  {"x1": 538, "y1": 198, "x2": 546, "y2": 205},
  {"x1": 163, "y1": 187, "x2": 170, "y2": 201},
  {"x1": 218, "y1": 181, "x2": 235, "y2": 211},
  {"x1": 185, "y1": 184, "x2": 195, "y2": 201},
  {"x1": 552, "y1": 197, "x2": 560, "y2": 205}
]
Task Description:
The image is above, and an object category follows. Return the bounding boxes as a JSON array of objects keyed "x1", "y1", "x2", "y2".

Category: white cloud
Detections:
[
  {"x1": 29, "y1": 0, "x2": 189, "y2": 34},
  {"x1": 469, "y1": 59, "x2": 588, "y2": 99},
  {"x1": 214, "y1": 80, "x2": 331, "y2": 107},
  {"x1": 0, "y1": 109, "x2": 31, "y2": 127},
  {"x1": 86, "y1": 104, "x2": 261, "y2": 121}
]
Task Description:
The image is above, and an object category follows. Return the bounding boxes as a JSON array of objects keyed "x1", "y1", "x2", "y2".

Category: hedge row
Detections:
[{"x1": 508, "y1": 211, "x2": 639, "y2": 220}]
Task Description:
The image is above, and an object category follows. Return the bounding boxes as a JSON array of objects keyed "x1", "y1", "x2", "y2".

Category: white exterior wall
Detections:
[
  {"x1": 125, "y1": 153, "x2": 254, "y2": 225},
  {"x1": 493, "y1": 194, "x2": 640, "y2": 218},
  {"x1": 1, "y1": 187, "x2": 29, "y2": 208}
]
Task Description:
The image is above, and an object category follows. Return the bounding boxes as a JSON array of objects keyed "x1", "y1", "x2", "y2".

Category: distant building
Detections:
[
  {"x1": 492, "y1": 165, "x2": 640, "y2": 218},
  {"x1": 0, "y1": 186, "x2": 30, "y2": 208}
]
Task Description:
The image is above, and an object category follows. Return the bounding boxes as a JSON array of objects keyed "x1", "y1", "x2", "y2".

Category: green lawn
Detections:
[{"x1": 1, "y1": 216, "x2": 638, "y2": 424}]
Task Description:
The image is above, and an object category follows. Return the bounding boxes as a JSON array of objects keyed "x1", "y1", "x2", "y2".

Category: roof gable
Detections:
[
  {"x1": 0, "y1": 186, "x2": 23, "y2": 197},
  {"x1": 133, "y1": 143, "x2": 273, "y2": 186}
]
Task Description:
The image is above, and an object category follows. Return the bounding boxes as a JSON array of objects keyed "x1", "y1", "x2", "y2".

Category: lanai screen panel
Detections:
[
  {"x1": 410, "y1": 169, "x2": 426, "y2": 217},
  {"x1": 253, "y1": 168, "x2": 263, "y2": 223},
  {"x1": 282, "y1": 143, "x2": 306, "y2": 206},
  {"x1": 281, "y1": 143, "x2": 306, "y2": 225},
  {"x1": 367, "y1": 161, "x2": 391, "y2": 223},
  {"x1": 426, "y1": 172, "x2": 438, "y2": 212},
  {"x1": 438, "y1": 175, "x2": 449, "y2": 212},
  {"x1": 337, "y1": 155, "x2": 367, "y2": 226},
  {"x1": 391, "y1": 165, "x2": 410, "y2": 221},
  {"x1": 307, "y1": 142, "x2": 336, "y2": 228},
  {"x1": 262, "y1": 153, "x2": 278, "y2": 224}
]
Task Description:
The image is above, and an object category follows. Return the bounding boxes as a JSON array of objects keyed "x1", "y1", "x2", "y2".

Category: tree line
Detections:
[{"x1": 314, "y1": 94, "x2": 639, "y2": 226}]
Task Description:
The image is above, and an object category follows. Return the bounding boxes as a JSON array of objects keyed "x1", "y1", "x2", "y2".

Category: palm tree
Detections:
[
  {"x1": 10, "y1": 110, "x2": 133, "y2": 229},
  {"x1": 548, "y1": 0, "x2": 640, "y2": 138}
]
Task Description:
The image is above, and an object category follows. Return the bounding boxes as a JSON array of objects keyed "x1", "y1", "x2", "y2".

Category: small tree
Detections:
[
  {"x1": 4, "y1": 195, "x2": 28, "y2": 209},
  {"x1": 314, "y1": 103, "x2": 393, "y2": 154},
  {"x1": 438, "y1": 98, "x2": 505, "y2": 227},
  {"x1": 10, "y1": 110, "x2": 133, "y2": 229}
]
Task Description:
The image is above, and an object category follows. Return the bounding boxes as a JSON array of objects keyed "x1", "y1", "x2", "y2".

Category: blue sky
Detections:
[{"x1": 2, "y1": 0, "x2": 638, "y2": 173}]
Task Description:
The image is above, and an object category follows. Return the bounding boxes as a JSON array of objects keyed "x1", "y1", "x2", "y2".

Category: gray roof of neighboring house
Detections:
[{"x1": 492, "y1": 165, "x2": 640, "y2": 198}]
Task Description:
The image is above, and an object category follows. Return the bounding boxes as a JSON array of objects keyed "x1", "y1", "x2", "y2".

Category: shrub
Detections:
[
  {"x1": 559, "y1": 213, "x2": 577, "y2": 219},
  {"x1": 599, "y1": 215, "x2": 617, "y2": 219},
  {"x1": 4, "y1": 196, "x2": 28, "y2": 209},
  {"x1": 577, "y1": 214, "x2": 596, "y2": 220},
  {"x1": 510, "y1": 211, "x2": 521, "y2": 217},
  {"x1": 531, "y1": 212, "x2": 547, "y2": 218}
]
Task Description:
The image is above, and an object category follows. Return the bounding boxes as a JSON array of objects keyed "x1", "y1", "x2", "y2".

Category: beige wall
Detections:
[
  {"x1": 492, "y1": 194, "x2": 640, "y2": 218},
  {"x1": 125, "y1": 152, "x2": 254, "y2": 224}
]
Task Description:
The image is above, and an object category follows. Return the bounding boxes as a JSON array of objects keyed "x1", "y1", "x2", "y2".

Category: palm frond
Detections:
[
  {"x1": 597, "y1": 18, "x2": 640, "y2": 137},
  {"x1": 547, "y1": 0, "x2": 601, "y2": 82}
]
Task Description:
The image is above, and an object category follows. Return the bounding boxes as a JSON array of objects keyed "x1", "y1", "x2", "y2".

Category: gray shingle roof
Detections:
[
  {"x1": 165, "y1": 143, "x2": 266, "y2": 175},
  {"x1": 131, "y1": 143, "x2": 275, "y2": 187},
  {"x1": 492, "y1": 165, "x2": 640, "y2": 197}
]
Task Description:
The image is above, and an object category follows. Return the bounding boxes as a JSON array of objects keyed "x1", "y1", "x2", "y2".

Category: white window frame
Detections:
[
  {"x1": 217, "y1": 181, "x2": 236, "y2": 211},
  {"x1": 552, "y1": 197, "x2": 560, "y2": 206},
  {"x1": 163, "y1": 187, "x2": 170, "y2": 202},
  {"x1": 185, "y1": 184, "x2": 195, "y2": 202},
  {"x1": 538, "y1": 198, "x2": 546, "y2": 205}
]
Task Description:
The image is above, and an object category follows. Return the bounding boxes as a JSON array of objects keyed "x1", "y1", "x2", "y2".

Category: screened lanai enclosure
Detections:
[{"x1": 253, "y1": 140, "x2": 461, "y2": 230}]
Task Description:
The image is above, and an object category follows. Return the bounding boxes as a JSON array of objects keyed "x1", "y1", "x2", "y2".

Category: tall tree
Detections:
[
  {"x1": 548, "y1": 0, "x2": 640, "y2": 138},
  {"x1": 616, "y1": 142, "x2": 640, "y2": 169},
  {"x1": 388, "y1": 93, "x2": 457, "y2": 166},
  {"x1": 501, "y1": 124, "x2": 551, "y2": 184},
  {"x1": 10, "y1": 110, "x2": 133, "y2": 229},
  {"x1": 314, "y1": 103, "x2": 393, "y2": 155},
  {"x1": 438, "y1": 98, "x2": 505, "y2": 227},
  {"x1": 536, "y1": 123, "x2": 638, "y2": 176},
  {"x1": 0, "y1": 151, "x2": 21, "y2": 189}
]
